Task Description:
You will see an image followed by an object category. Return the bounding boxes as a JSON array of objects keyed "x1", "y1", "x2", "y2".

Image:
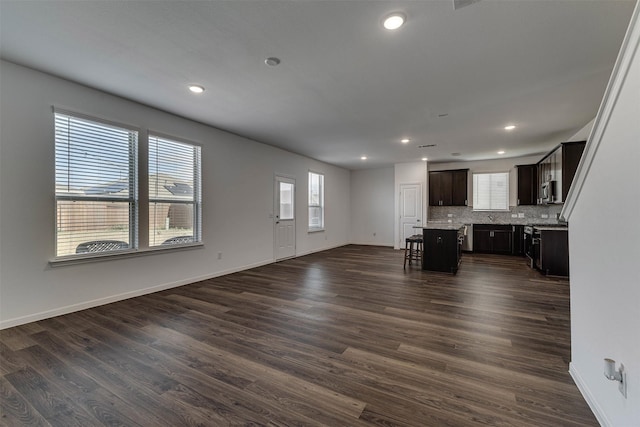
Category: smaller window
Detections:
[
  {"x1": 308, "y1": 172, "x2": 324, "y2": 231},
  {"x1": 148, "y1": 134, "x2": 202, "y2": 247},
  {"x1": 473, "y1": 172, "x2": 509, "y2": 211}
]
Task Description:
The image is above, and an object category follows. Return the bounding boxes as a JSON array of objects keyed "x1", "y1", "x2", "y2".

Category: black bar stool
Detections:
[{"x1": 403, "y1": 234, "x2": 423, "y2": 269}]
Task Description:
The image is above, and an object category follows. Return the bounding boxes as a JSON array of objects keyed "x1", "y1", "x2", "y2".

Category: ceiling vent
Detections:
[
  {"x1": 417, "y1": 144, "x2": 437, "y2": 148},
  {"x1": 453, "y1": 0, "x2": 482, "y2": 10}
]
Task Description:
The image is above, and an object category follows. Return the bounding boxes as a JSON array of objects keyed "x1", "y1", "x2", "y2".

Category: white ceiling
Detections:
[{"x1": 0, "y1": 0, "x2": 635, "y2": 169}]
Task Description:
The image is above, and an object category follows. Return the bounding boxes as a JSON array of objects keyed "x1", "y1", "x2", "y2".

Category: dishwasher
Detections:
[{"x1": 462, "y1": 224, "x2": 473, "y2": 252}]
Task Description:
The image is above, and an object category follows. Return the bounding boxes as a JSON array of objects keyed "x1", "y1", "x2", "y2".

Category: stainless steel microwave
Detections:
[{"x1": 541, "y1": 180, "x2": 555, "y2": 203}]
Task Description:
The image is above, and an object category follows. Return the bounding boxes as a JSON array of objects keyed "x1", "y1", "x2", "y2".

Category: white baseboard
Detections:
[
  {"x1": 0, "y1": 244, "x2": 356, "y2": 330},
  {"x1": 348, "y1": 241, "x2": 394, "y2": 247},
  {"x1": 570, "y1": 362, "x2": 609, "y2": 426},
  {"x1": 294, "y1": 242, "x2": 348, "y2": 257},
  {"x1": 0, "y1": 258, "x2": 274, "y2": 330}
]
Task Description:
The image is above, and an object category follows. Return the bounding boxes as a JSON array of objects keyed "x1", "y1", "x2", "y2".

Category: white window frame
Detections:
[
  {"x1": 52, "y1": 109, "x2": 205, "y2": 264},
  {"x1": 472, "y1": 172, "x2": 510, "y2": 211},
  {"x1": 54, "y1": 109, "x2": 138, "y2": 259},
  {"x1": 148, "y1": 133, "x2": 202, "y2": 247},
  {"x1": 308, "y1": 171, "x2": 325, "y2": 232}
]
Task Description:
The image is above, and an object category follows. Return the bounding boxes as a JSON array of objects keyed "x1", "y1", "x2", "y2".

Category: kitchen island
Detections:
[{"x1": 418, "y1": 224, "x2": 466, "y2": 274}]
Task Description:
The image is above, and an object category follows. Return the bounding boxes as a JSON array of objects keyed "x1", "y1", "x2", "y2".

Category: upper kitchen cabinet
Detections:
[
  {"x1": 516, "y1": 164, "x2": 538, "y2": 206},
  {"x1": 560, "y1": 142, "x2": 586, "y2": 202},
  {"x1": 537, "y1": 141, "x2": 586, "y2": 204},
  {"x1": 429, "y1": 169, "x2": 468, "y2": 206}
]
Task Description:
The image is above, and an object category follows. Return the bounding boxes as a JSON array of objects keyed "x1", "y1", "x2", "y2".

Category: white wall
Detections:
[
  {"x1": 0, "y1": 61, "x2": 351, "y2": 328},
  {"x1": 564, "y1": 5, "x2": 640, "y2": 425},
  {"x1": 394, "y1": 162, "x2": 427, "y2": 249},
  {"x1": 349, "y1": 167, "x2": 394, "y2": 246}
]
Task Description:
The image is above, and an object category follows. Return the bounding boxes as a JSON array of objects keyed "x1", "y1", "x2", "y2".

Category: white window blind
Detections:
[
  {"x1": 473, "y1": 172, "x2": 509, "y2": 211},
  {"x1": 55, "y1": 112, "x2": 137, "y2": 257},
  {"x1": 148, "y1": 135, "x2": 201, "y2": 246},
  {"x1": 308, "y1": 172, "x2": 324, "y2": 230}
]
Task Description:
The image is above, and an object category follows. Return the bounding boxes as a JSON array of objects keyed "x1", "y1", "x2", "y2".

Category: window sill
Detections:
[
  {"x1": 308, "y1": 228, "x2": 325, "y2": 233},
  {"x1": 49, "y1": 242, "x2": 204, "y2": 267}
]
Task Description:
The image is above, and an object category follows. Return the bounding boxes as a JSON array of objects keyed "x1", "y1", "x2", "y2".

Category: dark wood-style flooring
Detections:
[{"x1": 1, "y1": 246, "x2": 596, "y2": 426}]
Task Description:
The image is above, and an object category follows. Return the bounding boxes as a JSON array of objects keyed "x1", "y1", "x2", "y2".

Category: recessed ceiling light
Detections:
[
  {"x1": 265, "y1": 57, "x2": 281, "y2": 67},
  {"x1": 401, "y1": 138, "x2": 410, "y2": 144},
  {"x1": 497, "y1": 150, "x2": 505, "y2": 155},
  {"x1": 504, "y1": 125, "x2": 516, "y2": 130},
  {"x1": 188, "y1": 85, "x2": 205, "y2": 94},
  {"x1": 421, "y1": 157, "x2": 428, "y2": 161},
  {"x1": 383, "y1": 13, "x2": 406, "y2": 30},
  {"x1": 361, "y1": 156, "x2": 368, "y2": 160}
]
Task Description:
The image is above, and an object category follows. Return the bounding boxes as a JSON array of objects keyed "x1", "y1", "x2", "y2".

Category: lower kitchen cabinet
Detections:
[
  {"x1": 473, "y1": 224, "x2": 513, "y2": 255},
  {"x1": 536, "y1": 229, "x2": 569, "y2": 277},
  {"x1": 423, "y1": 228, "x2": 462, "y2": 274},
  {"x1": 512, "y1": 225, "x2": 525, "y2": 256}
]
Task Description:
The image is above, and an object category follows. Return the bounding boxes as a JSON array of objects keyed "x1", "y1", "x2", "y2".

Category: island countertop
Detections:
[
  {"x1": 414, "y1": 223, "x2": 466, "y2": 231},
  {"x1": 534, "y1": 225, "x2": 568, "y2": 231}
]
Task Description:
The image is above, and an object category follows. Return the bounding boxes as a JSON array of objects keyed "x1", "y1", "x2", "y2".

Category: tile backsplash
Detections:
[{"x1": 429, "y1": 205, "x2": 564, "y2": 225}]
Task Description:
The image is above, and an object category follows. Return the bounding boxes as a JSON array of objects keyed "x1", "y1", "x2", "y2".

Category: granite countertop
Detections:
[
  {"x1": 534, "y1": 225, "x2": 568, "y2": 231},
  {"x1": 415, "y1": 223, "x2": 466, "y2": 231}
]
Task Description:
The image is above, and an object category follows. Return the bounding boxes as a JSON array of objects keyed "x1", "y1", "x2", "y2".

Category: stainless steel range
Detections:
[{"x1": 523, "y1": 225, "x2": 537, "y2": 268}]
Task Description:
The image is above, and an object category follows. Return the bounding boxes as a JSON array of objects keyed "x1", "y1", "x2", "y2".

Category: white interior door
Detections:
[
  {"x1": 275, "y1": 176, "x2": 296, "y2": 260},
  {"x1": 399, "y1": 183, "x2": 422, "y2": 246}
]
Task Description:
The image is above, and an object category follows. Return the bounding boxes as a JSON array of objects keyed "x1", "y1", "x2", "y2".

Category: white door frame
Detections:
[
  {"x1": 398, "y1": 182, "x2": 423, "y2": 248},
  {"x1": 274, "y1": 175, "x2": 296, "y2": 261}
]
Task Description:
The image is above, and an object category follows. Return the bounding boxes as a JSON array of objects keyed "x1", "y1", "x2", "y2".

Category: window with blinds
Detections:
[
  {"x1": 148, "y1": 134, "x2": 201, "y2": 247},
  {"x1": 472, "y1": 172, "x2": 509, "y2": 211},
  {"x1": 308, "y1": 171, "x2": 324, "y2": 231},
  {"x1": 55, "y1": 111, "x2": 138, "y2": 257}
]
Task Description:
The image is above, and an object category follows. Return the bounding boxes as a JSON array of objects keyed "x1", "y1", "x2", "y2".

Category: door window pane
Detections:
[{"x1": 279, "y1": 182, "x2": 294, "y2": 220}]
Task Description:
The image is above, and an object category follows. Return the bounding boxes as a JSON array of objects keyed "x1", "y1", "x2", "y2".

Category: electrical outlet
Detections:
[
  {"x1": 217, "y1": 252, "x2": 222, "y2": 260},
  {"x1": 447, "y1": 213, "x2": 453, "y2": 218},
  {"x1": 518, "y1": 213, "x2": 525, "y2": 218},
  {"x1": 511, "y1": 214, "x2": 517, "y2": 218},
  {"x1": 541, "y1": 214, "x2": 549, "y2": 219}
]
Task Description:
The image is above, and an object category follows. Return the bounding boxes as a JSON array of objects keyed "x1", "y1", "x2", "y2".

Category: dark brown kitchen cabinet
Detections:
[
  {"x1": 429, "y1": 169, "x2": 468, "y2": 206},
  {"x1": 512, "y1": 225, "x2": 525, "y2": 256},
  {"x1": 516, "y1": 164, "x2": 537, "y2": 206},
  {"x1": 536, "y1": 141, "x2": 586, "y2": 204},
  {"x1": 560, "y1": 141, "x2": 586, "y2": 202},
  {"x1": 422, "y1": 228, "x2": 463, "y2": 274},
  {"x1": 473, "y1": 224, "x2": 513, "y2": 255},
  {"x1": 429, "y1": 171, "x2": 451, "y2": 206},
  {"x1": 535, "y1": 229, "x2": 569, "y2": 277}
]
